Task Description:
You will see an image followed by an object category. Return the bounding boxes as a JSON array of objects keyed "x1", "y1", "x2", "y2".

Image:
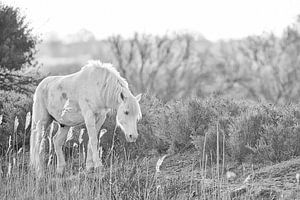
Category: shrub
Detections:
[
  {"x1": 0, "y1": 90, "x2": 32, "y2": 154},
  {"x1": 189, "y1": 97, "x2": 249, "y2": 162},
  {"x1": 228, "y1": 107, "x2": 264, "y2": 163},
  {"x1": 228, "y1": 102, "x2": 300, "y2": 164},
  {"x1": 254, "y1": 105, "x2": 300, "y2": 163},
  {"x1": 163, "y1": 100, "x2": 190, "y2": 153},
  {"x1": 136, "y1": 94, "x2": 168, "y2": 153}
]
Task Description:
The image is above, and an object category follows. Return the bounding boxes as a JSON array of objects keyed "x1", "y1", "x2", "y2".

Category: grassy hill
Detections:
[{"x1": 1, "y1": 96, "x2": 300, "y2": 199}]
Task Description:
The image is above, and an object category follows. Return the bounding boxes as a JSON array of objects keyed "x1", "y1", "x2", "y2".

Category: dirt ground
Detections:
[{"x1": 148, "y1": 152, "x2": 300, "y2": 199}]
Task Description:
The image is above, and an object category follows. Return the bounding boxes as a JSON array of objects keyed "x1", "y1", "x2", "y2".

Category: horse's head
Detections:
[{"x1": 116, "y1": 91, "x2": 142, "y2": 142}]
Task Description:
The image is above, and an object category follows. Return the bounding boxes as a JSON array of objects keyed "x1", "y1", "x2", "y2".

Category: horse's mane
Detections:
[
  {"x1": 81, "y1": 60, "x2": 128, "y2": 89},
  {"x1": 81, "y1": 60, "x2": 131, "y2": 107}
]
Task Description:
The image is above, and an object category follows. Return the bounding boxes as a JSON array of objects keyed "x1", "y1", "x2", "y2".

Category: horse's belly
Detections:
[
  {"x1": 48, "y1": 98, "x2": 84, "y2": 126},
  {"x1": 60, "y1": 111, "x2": 84, "y2": 126}
]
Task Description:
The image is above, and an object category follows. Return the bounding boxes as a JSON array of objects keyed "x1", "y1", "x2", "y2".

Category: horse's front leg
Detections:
[
  {"x1": 85, "y1": 143, "x2": 93, "y2": 171},
  {"x1": 53, "y1": 125, "x2": 69, "y2": 174},
  {"x1": 84, "y1": 111, "x2": 106, "y2": 171}
]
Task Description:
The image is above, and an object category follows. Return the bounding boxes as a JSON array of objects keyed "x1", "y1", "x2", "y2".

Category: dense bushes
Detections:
[
  {"x1": 101, "y1": 94, "x2": 300, "y2": 165},
  {"x1": 0, "y1": 90, "x2": 32, "y2": 154},
  {"x1": 130, "y1": 95, "x2": 300, "y2": 164},
  {"x1": 2, "y1": 92, "x2": 300, "y2": 165}
]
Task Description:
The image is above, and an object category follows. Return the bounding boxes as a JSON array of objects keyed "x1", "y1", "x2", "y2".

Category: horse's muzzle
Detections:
[{"x1": 126, "y1": 134, "x2": 138, "y2": 142}]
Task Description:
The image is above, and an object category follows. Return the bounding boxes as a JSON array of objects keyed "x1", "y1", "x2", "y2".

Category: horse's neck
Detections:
[
  {"x1": 59, "y1": 73, "x2": 77, "y2": 89},
  {"x1": 108, "y1": 87, "x2": 131, "y2": 110}
]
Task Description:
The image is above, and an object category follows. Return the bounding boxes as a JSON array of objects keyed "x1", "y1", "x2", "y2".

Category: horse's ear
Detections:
[
  {"x1": 136, "y1": 93, "x2": 142, "y2": 102},
  {"x1": 120, "y1": 92, "x2": 125, "y2": 101}
]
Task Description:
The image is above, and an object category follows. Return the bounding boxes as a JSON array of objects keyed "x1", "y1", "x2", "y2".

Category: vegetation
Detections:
[
  {"x1": 1, "y1": 2, "x2": 300, "y2": 200},
  {"x1": 2, "y1": 96, "x2": 300, "y2": 199},
  {"x1": 0, "y1": 3, "x2": 37, "y2": 71},
  {"x1": 0, "y1": 3, "x2": 40, "y2": 95},
  {"x1": 0, "y1": 90, "x2": 32, "y2": 154},
  {"x1": 110, "y1": 95, "x2": 300, "y2": 165},
  {"x1": 39, "y1": 17, "x2": 300, "y2": 104}
]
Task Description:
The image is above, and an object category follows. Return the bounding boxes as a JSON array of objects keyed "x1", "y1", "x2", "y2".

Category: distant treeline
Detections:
[{"x1": 39, "y1": 16, "x2": 300, "y2": 104}]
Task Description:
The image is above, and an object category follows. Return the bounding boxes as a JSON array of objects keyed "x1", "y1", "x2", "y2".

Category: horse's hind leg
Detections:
[
  {"x1": 79, "y1": 135, "x2": 89, "y2": 170},
  {"x1": 53, "y1": 125, "x2": 69, "y2": 174},
  {"x1": 86, "y1": 144, "x2": 94, "y2": 171},
  {"x1": 31, "y1": 100, "x2": 52, "y2": 176}
]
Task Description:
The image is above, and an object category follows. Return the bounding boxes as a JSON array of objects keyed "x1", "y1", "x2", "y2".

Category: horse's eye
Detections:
[{"x1": 124, "y1": 111, "x2": 129, "y2": 115}]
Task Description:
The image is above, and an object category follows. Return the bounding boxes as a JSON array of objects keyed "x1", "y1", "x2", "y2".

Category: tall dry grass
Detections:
[{"x1": 0, "y1": 112, "x2": 255, "y2": 200}]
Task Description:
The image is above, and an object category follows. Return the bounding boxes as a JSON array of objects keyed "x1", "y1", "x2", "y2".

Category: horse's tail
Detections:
[
  {"x1": 30, "y1": 77, "x2": 52, "y2": 176},
  {"x1": 30, "y1": 90, "x2": 45, "y2": 174},
  {"x1": 30, "y1": 118, "x2": 40, "y2": 173},
  {"x1": 30, "y1": 123, "x2": 34, "y2": 166}
]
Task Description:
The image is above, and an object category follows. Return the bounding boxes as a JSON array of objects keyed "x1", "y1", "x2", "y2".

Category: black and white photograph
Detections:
[{"x1": 0, "y1": 0, "x2": 300, "y2": 199}]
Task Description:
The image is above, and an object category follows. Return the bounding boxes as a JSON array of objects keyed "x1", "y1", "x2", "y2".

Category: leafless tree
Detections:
[
  {"x1": 108, "y1": 33, "x2": 212, "y2": 101},
  {"x1": 217, "y1": 16, "x2": 300, "y2": 104}
]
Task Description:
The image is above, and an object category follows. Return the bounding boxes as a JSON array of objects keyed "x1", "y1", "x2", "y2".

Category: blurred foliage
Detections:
[
  {"x1": 39, "y1": 16, "x2": 300, "y2": 104},
  {"x1": 0, "y1": 3, "x2": 40, "y2": 96},
  {"x1": 0, "y1": 3, "x2": 37, "y2": 71},
  {"x1": 0, "y1": 70, "x2": 40, "y2": 95}
]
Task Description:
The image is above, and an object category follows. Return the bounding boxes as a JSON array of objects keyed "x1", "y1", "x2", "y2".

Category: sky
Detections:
[{"x1": 2, "y1": 0, "x2": 300, "y2": 41}]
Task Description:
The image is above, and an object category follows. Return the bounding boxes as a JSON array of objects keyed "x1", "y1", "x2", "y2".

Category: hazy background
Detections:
[
  {"x1": 2, "y1": 0, "x2": 300, "y2": 103},
  {"x1": 3, "y1": 0, "x2": 300, "y2": 40}
]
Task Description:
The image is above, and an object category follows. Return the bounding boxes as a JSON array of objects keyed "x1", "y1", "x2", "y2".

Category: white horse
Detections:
[{"x1": 30, "y1": 60, "x2": 142, "y2": 175}]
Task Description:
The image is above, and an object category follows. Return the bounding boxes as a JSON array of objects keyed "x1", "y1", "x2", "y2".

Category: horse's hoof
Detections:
[
  {"x1": 86, "y1": 166, "x2": 95, "y2": 174},
  {"x1": 56, "y1": 172, "x2": 65, "y2": 178},
  {"x1": 84, "y1": 166, "x2": 104, "y2": 177},
  {"x1": 47, "y1": 155, "x2": 54, "y2": 166},
  {"x1": 94, "y1": 166, "x2": 105, "y2": 176},
  {"x1": 56, "y1": 166, "x2": 66, "y2": 177}
]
